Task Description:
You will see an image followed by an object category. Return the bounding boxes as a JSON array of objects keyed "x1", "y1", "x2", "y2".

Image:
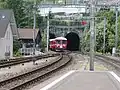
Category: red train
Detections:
[{"x1": 49, "y1": 37, "x2": 67, "y2": 51}]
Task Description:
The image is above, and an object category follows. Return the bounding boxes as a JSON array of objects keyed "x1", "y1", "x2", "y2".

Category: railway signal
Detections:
[{"x1": 81, "y1": 21, "x2": 87, "y2": 25}]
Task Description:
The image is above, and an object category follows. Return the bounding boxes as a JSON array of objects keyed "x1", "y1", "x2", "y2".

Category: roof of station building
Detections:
[{"x1": 18, "y1": 28, "x2": 39, "y2": 39}]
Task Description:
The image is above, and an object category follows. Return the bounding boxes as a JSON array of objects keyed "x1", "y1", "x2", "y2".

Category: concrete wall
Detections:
[
  {"x1": 0, "y1": 38, "x2": 4, "y2": 59},
  {"x1": 0, "y1": 23, "x2": 13, "y2": 60}
]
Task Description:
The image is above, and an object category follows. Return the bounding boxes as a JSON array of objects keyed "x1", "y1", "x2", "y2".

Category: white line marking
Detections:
[
  {"x1": 109, "y1": 71, "x2": 120, "y2": 83},
  {"x1": 40, "y1": 70, "x2": 75, "y2": 90}
]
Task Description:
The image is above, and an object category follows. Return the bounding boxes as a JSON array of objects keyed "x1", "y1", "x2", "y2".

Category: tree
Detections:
[
  {"x1": 0, "y1": 0, "x2": 7, "y2": 8},
  {"x1": 13, "y1": 39, "x2": 22, "y2": 56},
  {"x1": 23, "y1": 1, "x2": 43, "y2": 28},
  {"x1": 81, "y1": 10, "x2": 120, "y2": 54},
  {"x1": 0, "y1": 0, "x2": 27, "y2": 27},
  {"x1": 95, "y1": 10, "x2": 120, "y2": 54},
  {"x1": 0, "y1": 0, "x2": 44, "y2": 28}
]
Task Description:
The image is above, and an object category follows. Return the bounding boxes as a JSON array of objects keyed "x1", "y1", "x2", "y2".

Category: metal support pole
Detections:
[
  {"x1": 68, "y1": 21, "x2": 70, "y2": 33},
  {"x1": 94, "y1": 6, "x2": 97, "y2": 53},
  {"x1": 94, "y1": 18, "x2": 96, "y2": 53},
  {"x1": 33, "y1": 1, "x2": 36, "y2": 65},
  {"x1": 90, "y1": 0, "x2": 95, "y2": 71},
  {"x1": 103, "y1": 17, "x2": 106, "y2": 54},
  {"x1": 46, "y1": 11, "x2": 50, "y2": 52},
  {"x1": 33, "y1": 1, "x2": 36, "y2": 55},
  {"x1": 115, "y1": 6, "x2": 118, "y2": 50}
]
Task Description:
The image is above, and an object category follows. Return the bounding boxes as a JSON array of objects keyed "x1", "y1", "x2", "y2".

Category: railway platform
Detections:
[{"x1": 40, "y1": 71, "x2": 120, "y2": 90}]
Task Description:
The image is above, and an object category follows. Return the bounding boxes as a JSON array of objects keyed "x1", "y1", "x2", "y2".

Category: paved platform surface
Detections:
[{"x1": 40, "y1": 71, "x2": 120, "y2": 90}]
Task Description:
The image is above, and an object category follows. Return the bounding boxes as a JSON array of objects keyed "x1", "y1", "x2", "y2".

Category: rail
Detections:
[
  {"x1": 0, "y1": 53, "x2": 60, "y2": 68},
  {"x1": 95, "y1": 54, "x2": 120, "y2": 70},
  {"x1": 0, "y1": 52, "x2": 72, "y2": 90}
]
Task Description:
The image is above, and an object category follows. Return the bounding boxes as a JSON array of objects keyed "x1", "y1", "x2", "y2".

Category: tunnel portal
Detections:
[
  {"x1": 65, "y1": 32, "x2": 80, "y2": 51},
  {"x1": 49, "y1": 33, "x2": 56, "y2": 39}
]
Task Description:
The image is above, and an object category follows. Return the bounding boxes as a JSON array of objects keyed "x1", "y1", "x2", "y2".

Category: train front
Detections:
[{"x1": 55, "y1": 37, "x2": 67, "y2": 51}]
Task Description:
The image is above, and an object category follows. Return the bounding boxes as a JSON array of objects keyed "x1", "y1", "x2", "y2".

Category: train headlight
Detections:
[{"x1": 60, "y1": 45, "x2": 62, "y2": 48}]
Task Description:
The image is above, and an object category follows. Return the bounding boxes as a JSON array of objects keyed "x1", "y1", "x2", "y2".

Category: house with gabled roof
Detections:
[
  {"x1": 18, "y1": 28, "x2": 41, "y2": 55},
  {"x1": 0, "y1": 9, "x2": 18, "y2": 59}
]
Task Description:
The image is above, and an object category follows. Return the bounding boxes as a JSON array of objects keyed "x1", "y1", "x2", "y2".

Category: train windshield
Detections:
[
  {"x1": 50, "y1": 41, "x2": 55, "y2": 44},
  {"x1": 62, "y1": 40, "x2": 67, "y2": 44},
  {"x1": 56, "y1": 40, "x2": 61, "y2": 44}
]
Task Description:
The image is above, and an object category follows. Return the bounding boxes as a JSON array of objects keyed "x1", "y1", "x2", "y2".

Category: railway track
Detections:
[
  {"x1": 0, "y1": 53, "x2": 59, "y2": 68},
  {"x1": 95, "y1": 54, "x2": 120, "y2": 70},
  {"x1": 0, "y1": 53, "x2": 71, "y2": 90}
]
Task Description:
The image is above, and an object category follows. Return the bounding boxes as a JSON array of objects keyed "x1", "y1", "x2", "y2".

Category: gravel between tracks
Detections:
[
  {"x1": 95, "y1": 56, "x2": 120, "y2": 77},
  {"x1": 28, "y1": 52, "x2": 87, "y2": 90},
  {"x1": 0, "y1": 55, "x2": 66, "y2": 89},
  {"x1": 0, "y1": 56, "x2": 59, "y2": 82},
  {"x1": 0, "y1": 54, "x2": 71, "y2": 90}
]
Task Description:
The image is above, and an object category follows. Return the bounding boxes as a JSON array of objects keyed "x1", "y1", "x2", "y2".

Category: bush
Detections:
[
  {"x1": 14, "y1": 51, "x2": 21, "y2": 57},
  {"x1": 13, "y1": 39, "x2": 22, "y2": 56}
]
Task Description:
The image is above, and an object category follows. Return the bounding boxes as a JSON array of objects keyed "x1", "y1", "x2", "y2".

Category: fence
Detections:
[{"x1": 19, "y1": 48, "x2": 41, "y2": 55}]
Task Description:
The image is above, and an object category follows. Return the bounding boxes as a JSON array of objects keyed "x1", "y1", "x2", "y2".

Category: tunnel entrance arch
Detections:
[
  {"x1": 65, "y1": 32, "x2": 80, "y2": 51},
  {"x1": 49, "y1": 33, "x2": 56, "y2": 39}
]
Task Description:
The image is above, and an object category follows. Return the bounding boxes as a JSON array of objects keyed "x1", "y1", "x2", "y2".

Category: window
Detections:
[
  {"x1": 26, "y1": 43, "x2": 33, "y2": 48},
  {"x1": 8, "y1": 46, "x2": 10, "y2": 52},
  {"x1": 62, "y1": 40, "x2": 67, "y2": 44},
  {"x1": 6, "y1": 31, "x2": 8, "y2": 39},
  {"x1": 8, "y1": 31, "x2": 10, "y2": 39},
  {"x1": 8, "y1": 31, "x2": 10, "y2": 40},
  {"x1": 6, "y1": 46, "x2": 8, "y2": 52},
  {"x1": 6, "y1": 46, "x2": 10, "y2": 52},
  {"x1": 56, "y1": 40, "x2": 61, "y2": 44},
  {"x1": 6, "y1": 30, "x2": 10, "y2": 40}
]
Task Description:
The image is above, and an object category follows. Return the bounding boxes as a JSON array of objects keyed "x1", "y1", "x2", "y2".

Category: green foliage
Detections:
[
  {"x1": 40, "y1": 32, "x2": 47, "y2": 51},
  {"x1": 14, "y1": 51, "x2": 22, "y2": 57},
  {"x1": 8, "y1": 0, "x2": 27, "y2": 27},
  {"x1": 81, "y1": 28, "x2": 90, "y2": 53},
  {"x1": 13, "y1": 39, "x2": 22, "y2": 55},
  {"x1": 81, "y1": 10, "x2": 120, "y2": 54},
  {"x1": 0, "y1": 0, "x2": 43, "y2": 28},
  {"x1": 0, "y1": 0, "x2": 65, "y2": 28},
  {"x1": 23, "y1": 1, "x2": 43, "y2": 28},
  {"x1": 95, "y1": 10, "x2": 120, "y2": 54},
  {"x1": 0, "y1": 0, "x2": 7, "y2": 8}
]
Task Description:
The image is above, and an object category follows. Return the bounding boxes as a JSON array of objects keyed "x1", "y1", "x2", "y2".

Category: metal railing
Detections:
[{"x1": 19, "y1": 48, "x2": 41, "y2": 55}]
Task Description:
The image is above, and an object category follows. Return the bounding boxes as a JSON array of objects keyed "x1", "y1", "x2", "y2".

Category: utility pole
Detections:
[
  {"x1": 90, "y1": 0, "x2": 95, "y2": 71},
  {"x1": 33, "y1": 0, "x2": 36, "y2": 65},
  {"x1": 33, "y1": 1, "x2": 36, "y2": 55},
  {"x1": 46, "y1": 10, "x2": 50, "y2": 52},
  {"x1": 103, "y1": 17, "x2": 106, "y2": 54},
  {"x1": 115, "y1": 5, "x2": 118, "y2": 51},
  {"x1": 94, "y1": 17, "x2": 96, "y2": 53}
]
